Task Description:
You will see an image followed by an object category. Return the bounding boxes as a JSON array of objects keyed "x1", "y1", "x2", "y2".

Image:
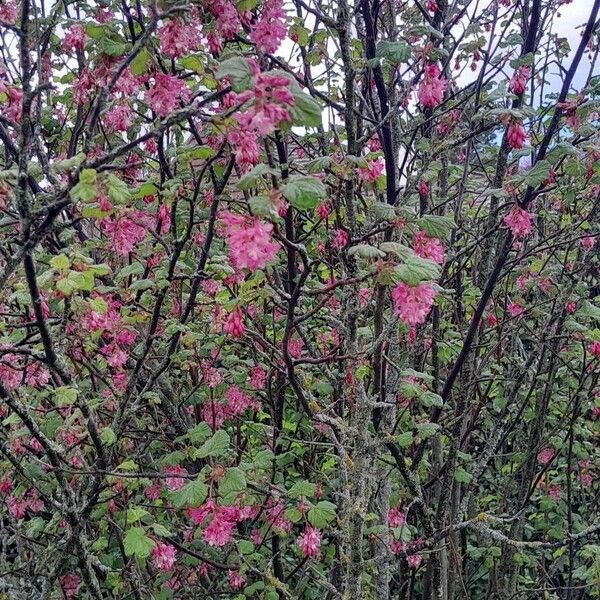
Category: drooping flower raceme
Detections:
[
  {"x1": 503, "y1": 205, "x2": 534, "y2": 238},
  {"x1": 413, "y1": 231, "x2": 445, "y2": 264},
  {"x1": 219, "y1": 211, "x2": 278, "y2": 272},
  {"x1": 157, "y1": 18, "x2": 201, "y2": 58},
  {"x1": 417, "y1": 63, "x2": 447, "y2": 108},
  {"x1": 392, "y1": 282, "x2": 437, "y2": 327},
  {"x1": 250, "y1": 0, "x2": 288, "y2": 54},
  {"x1": 145, "y1": 73, "x2": 191, "y2": 118},
  {"x1": 507, "y1": 120, "x2": 527, "y2": 149},
  {"x1": 151, "y1": 543, "x2": 177, "y2": 571},
  {"x1": 297, "y1": 526, "x2": 322, "y2": 558}
]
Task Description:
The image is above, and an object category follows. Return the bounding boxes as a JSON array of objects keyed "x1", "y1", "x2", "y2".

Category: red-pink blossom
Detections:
[
  {"x1": 219, "y1": 211, "x2": 279, "y2": 271},
  {"x1": 536, "y1": 447, "x2": 555, "y2": 465},
  {"x1": 297, "y1": 526, "x2": 322, "y2": 557},
  {"x1": 413, "y1": 231, "x2": 445, "y2": 264},
  {"x1": 103, "y1": 104, "x2": 133, "y2": 132},
  {"x1": 157, "y1": 18, "x2": 200, "y2": 58},
  {"x1": 387, "y1": 507, "x2": 406, "y2": 528},
  {"x1": 228, "y1": 570, "x2": 246, "y2": 590},
  {"x1": 151, "y1": 543, "x2": 177, "y2": 571},
  {"x1": 418, "y1": 63, "x2": 447, "y2": 108},
  {"x1": 588, "y1": 341, "x2": 600, "y2": 357},
  {"x1": 509, "y1": 65, "x2": 530, "y2": 95},
  {"x1": 145, "y1": 73, "x2": 191, "y2": 118},
  {"x1": 507, "y1": 121, "x2": 527, "y2": 149},
  {"x1": 503, "y1": 205, "x2": 533, "y2": 238},
  {"x1": 250, "y1": 0, "x2": 288, "y2": 54},
  {"x1": 62, "y1": 24, "x2": 86, "y2": 52},
  {"x1": 407, "y1": 553, "x2": 423, "y2": 568},
  {"x1": 391, "y1": 282, "x2": 437, "y2": 327},
  {"x1": 224, "y1": 307, "x2": 245, "y2": 338},
  {"x1": 357, "y1": 158, "x2": 384, "y2": 183}
]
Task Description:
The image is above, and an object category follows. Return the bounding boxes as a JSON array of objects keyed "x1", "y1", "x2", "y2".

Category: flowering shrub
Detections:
[{"x1": 0, "y1": 1, "x2": 599, "y2": 599}]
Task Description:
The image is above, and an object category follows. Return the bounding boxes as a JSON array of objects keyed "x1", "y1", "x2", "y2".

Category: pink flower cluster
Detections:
[
  {"x1": 224, "y1": 307, "x2": 245, "y2": 337},
  {"x1": 297, "y1": 526, "x2": 322, "y2": 558},
  {"x1": 357, "y1": 158, "x2": 384, "y2": 183},
  {"x1": 418, "y1": 63, "x2": 447, "y2": 108},
  {"x1": 507, "y1": 121, "x2": 527, "y2": 149},
  {"x1": 250, "y1": 0, "x2": 288, "y2": 54},
  {"x1": 503, "y1": 205, "x2": 533, "y2": 238},
  {"x1": 145, "y1": 73, "x2": 191, "y2": 118},
  {"x1": 62, "y1": 24, "x2": 86, "y2": 52},
  {"x1": 157, "y1": 18, "x2": 200, "y2": 58},
  {"x1": 227, "y1": 71, "x2": 295, "y2": 169},
  {"x1": 392, "y1": 282, "x2": 437, "y2": 327},
  {"x1": 413, "y1": 231, "x2": 445, "y2": 264},
  {"x1": 509, "y1": 65, "x2": 531, "y2": 95},
  {"x1": 151, "y1": 543, "x2": 177, "y2": 571},
  {"x1": 201, "y1": 385, "x2": 259, "y2": 429},
  {"x1": 188, "y1": 499, "x2": 255, "y2": 547},
  {"x1": 100, "y1": 211, "x2": 148, "y2": 255},
  {"x1": 219, "y1": 210, "x2": 279, "y2": 272},
  {"x1": 206, "y1": 0, "x2": 241, "y2": 53}
]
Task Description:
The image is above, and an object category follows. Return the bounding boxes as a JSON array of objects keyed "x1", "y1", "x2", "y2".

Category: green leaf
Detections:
[
  {"x1": 236, "y1": 164, "x2": 273, "y2": 191},
  {"x1": 152, "y1": 523, "x2": 173, "y2": 537},
  {"x1": 219, "y1": 467, "x2": 247, "y2": 497},
  {"x1": 194, "y1": 429, "x2": 230, "y2": 459},
  {"x1": 578, "y1": 300, "x2": 600, "y2": 321},
  {"x1": 281, "y1": 175, "x2": 326, "y2": 210},
  {"x1": 100, "y1": 427, "x2": 117, "y2": 446},
  {"x1": 396, "y1": 431, "x2": 413, "y2": 447},
  {"x1": 416, "y1": 422, "x2": 440, "y2": 439},
  {"x1": 130, "y1": 48, "x2": 150, "y2": 76},
  {"x1": 116, "y1": 262, "x2": 145, "y2": 280},
  {"x1": 55, "y1": 386, "x2": 78, "y2": 406},
  {"x1": 289, "y1": 91, "x2": 323, "y2": 128},
  {"x1": 417, "y1": 215, "x2": 456, "y2": 240},
  {"x1": 105, "y1": 173, "x2": 131, "y2": 203},
  {"x1": 288, "y1": 480, "x2": 316, "y2": 499},
  {"x1": 420, "y1": 391, "x2": 443, "y2": 408},
  {"x1": 187, "y1": 422, "x2": 212, "y2": 444},
  {"x1": 308, "y1": 500, "x2": 336, "y2": 528},
  {"x1": 90, "y1": 297, "x2": 108, "y2": 314},
  {"x1": 50, "y1": 254, "x2": 70, "y2": 271},
  {"x1": 171, "y1": 477, "x2": 208, "y2": 508},
  {"x1": 454, "y1": 466, "x2": 472, "y2": 484},
  {"x1": 376, "y1": 40, "x2": 411, "y2": 63},
  {"x1": 216, "y1": 57, "x2": 253, "y2": 92},
  {"x1": 123, "y1": 527, "x2": 155, "y2": 559},
  {"x1": 524, "y1": 160, "x2": 552, "y2": 187},
  {"x1": 394, "y1": 255, "x2": 441, "y2": 286},
  {"x1": 347, "y1": 244, "x2": 385, "y2": 259}
]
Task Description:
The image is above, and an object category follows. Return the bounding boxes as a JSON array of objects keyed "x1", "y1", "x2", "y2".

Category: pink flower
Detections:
[
  {"x1": 413, "y1": 231, "x2": 444, "y2": 264},
  {"x1": 228, "y1": 129, "x2": 260, "y2": 170},
  {"x1": 507, "y1": 302, "x2": 523, "y2": 318},
  {"x1": 73, "y1": 70, "x2": 95, "y2": 105},
  {"x1": 507, "y1": 121, "x2": 527, "y2": 149},
  {"x1": 426, "y1": 0, "x2": 438, "y2": 11},
  {"x1": 331, "y1": 229, "x2": 349, "y2": 251},
  {"x1": 103, "y1": 104, "x2": 133, "y2": 132},
  {"x1": 219, "y1": 211, "x2": 279, "y2": 271},
  {"x1": 418, "y1": 180, "x2": 429, "y2": 196},
  {"x1": 145, "y1": 73, "x2": 191, "y2": 118},
  {"x1": 100, "y1": 215, "x2": 147, "y2": 255},
  {"x1": 59, "y1": 574, "x2": 80, "y2": 599},
  {"x1": 588, "y1": 341, "x2": 600, "y2": 358},
  {"x1": 297, "y1": 526, "x2": 322, "y2": 558},
  {"x1": 536, "y1": 447, "x2": 555, "y2": 466},
  {"x1": 316, "y1": 201, "x2": 330, "y2": 220},
  {"x1": 250, "y1": 0, "x2": 288, "y2": 54},
  {"x1": 62, "y1": 24, "x2": 86, "y2": 52},
  {"x1": 357, "y1": 158, "x2": 384, "y2": 183},
  {"x1": 508, "y1": 65, "x2": 530, "y2": 95},
  {"x1": 202, "y1": 514, "x2": 236, "y2": 546},
  {"x1": 0, "y1": 1, "x2": 17, "y2": 23},
  {"x1": 387, "y1": 507, "x2": 406, "y2": 528},
  {"x1": 407, "y1": 553, "x2": 423, "y2": 568},
  {"x1": 392, "y1": 282, "x2": 437, "y2": 326},
  {"x1": 503, "y1": 205, "x2": 533, "y2": 238},
  {"x1": 418, "y1": 63, "x2": 447, "y2": 108},
  {"x1": 164, "y1": 465, "x2": 186, "y2": 491},
  {"x1": 2, "y1": 87, "x2": 23, "y2": 122},
  {"x1": 486, "y1": 313, "x2": 498, "y2": 327},
  {"x1": 249, "y1": 365, "x2": 267, "y2": 389},
  {"x1": 228, "y1": 570, "x2": 246, "y2": 590},
  {"x1": 548, "y1": 484, "x2": 562, "y2": 502},
  {"x1": 151, "y1": 543, "x2": 177, "y2": 571},
  {"x1": 157, "y1": 18, "x2": 200, "y2": 58},
  {"x1": 224, "y1": 307, "x2": 245, "y2": 338},
  {"x1": 581, "y1": 235, "x2": 595, "y2": 252}
]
